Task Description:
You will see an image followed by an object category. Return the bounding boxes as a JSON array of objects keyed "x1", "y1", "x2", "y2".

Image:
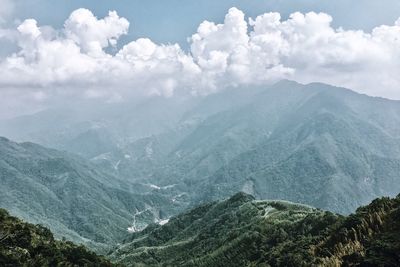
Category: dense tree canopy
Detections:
[{"x1": 0, "y1": 209, "x2": 117, "y2": 267}]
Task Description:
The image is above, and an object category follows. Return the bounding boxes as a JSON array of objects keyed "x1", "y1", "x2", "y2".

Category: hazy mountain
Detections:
[
  {"x1": 0, "y1": 96, "x2": 198, "y2": 159},
  {"x1": 0, "y1": 137, "x2": 186, "y2": 250},
  {"x1": 0, "y1": 208, "x2": 116, "y2": 266},
  {"x1": 110, "y1": 192, "x2": 400, "y2": 267},
  {"x1": 196, "y1": 81, "x2": 400, "y2": 213},
  {"x1": 1, "y1": 80, "x2": 400, "y2": 216},
  {"x1": 95, "y1": 81, "x2": 400, "y2": 214}
]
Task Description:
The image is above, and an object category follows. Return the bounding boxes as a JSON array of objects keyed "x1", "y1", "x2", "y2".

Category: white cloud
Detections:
[
  {"x1": 190, "y1": 9, "x2": 400, "y2": 98},
  {"x1": 0, "y1": 7, "x2": 400, "y2": 118},
  {"x1": 192, "y1": 8, "x2": 400, "y2": 98},
  {"x1": 64, "y1": 9, "x2": 129, "y2": 56},
  {"x1": 116, "y1": 38, "x2": 200, "y2": 97}
]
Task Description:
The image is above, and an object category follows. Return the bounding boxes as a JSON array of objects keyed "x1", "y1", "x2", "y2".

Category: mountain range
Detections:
[
  {"x1": 1, "y1": 80, "x2": 400, "y2": 253},
  {"x1": 2, "y1": 192, "x2": 400, "y2": 266},
  {"x1": 0, "y1": 137, "x2": 185, "y2": 250}
]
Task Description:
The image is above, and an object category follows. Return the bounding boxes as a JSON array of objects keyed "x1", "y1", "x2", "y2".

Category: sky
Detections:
[
  {"x1": 0, "y1": 0, "x2": 400, "y2": 118},
  {"x1": 5, "y1": 0, "x2": 400, "y2": 46}
]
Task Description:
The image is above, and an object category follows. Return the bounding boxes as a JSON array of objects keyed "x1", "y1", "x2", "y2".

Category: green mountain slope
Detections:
[
  {"x1": 199, "y1": 83, "x2": 400, "y2": 213},
  {"x1": 99, "y1": 81, "x2": 400, "y2": 214},
  {"x1": 0, "y1": 208, "x2": 116, "y2": 267},
  {"x1": 315, "y1": 194, "x2": 400, "y2": 266},
  {"x1": 0, "y1": 137, "x2": 184, "y2": 250},
  {"x1": 2, "y1": 81, "x2": 400, "y2": 215},
  {"x1": 110, "y1": 192, "x2": 400, "y2": 267},
  {"x1": 110, "y1": 192, "x2": 335, "y2": 266}
]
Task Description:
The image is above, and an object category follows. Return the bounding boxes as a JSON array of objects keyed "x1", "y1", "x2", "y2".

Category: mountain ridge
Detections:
[
  {"x1": 0, "y1": 137, "x2": 186, "y2": 250},
  {"x1": 111, "y1": 192, "x2": 400, "y2": 266},
  {"x1": 1, "y1": 80, "x2": 400, "y2": 252}
]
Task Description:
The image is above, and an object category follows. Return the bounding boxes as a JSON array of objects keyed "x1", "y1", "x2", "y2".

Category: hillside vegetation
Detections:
[
  {"x1": 2, "y1": 81, "x2": 400, "y2": 216},
  {"x1": 111, "y1": 192, "x2": 400, "y2": 267},
  {"x1": 2, "y1": 81, "x2": 400, "y2": 252},
  {"x1": 0, "y1": 137, "x2": 183, "y2": 250},
  {"x1": 0, "y1": 208, "x2": 116, "y2": 267},
  {"x1": 83, "y1": 81, "x2": 400, "y2": 215}
]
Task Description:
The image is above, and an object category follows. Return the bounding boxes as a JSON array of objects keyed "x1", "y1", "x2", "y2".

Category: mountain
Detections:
[
  {"x1": 0, "y1": 137, "x2": 186, "y2": 250},
  {"x1": 1, "y1": 80, "x2": 400, "y2": 216},
  {"x1": 0, "y1": 96, "x2": 198, "y2": 159},
  {"x1": 0, "y1": 208, "x2": 116, "y2": 266},
  {"x1": 110, "y1": 192, "x2": 400, "y2": 267},
  {"x1": 95, "y1": 81, "x2": 400, "y2": 214},
  {"x1": 196, "y1": 81, "x2": 400, "y2": 213}
]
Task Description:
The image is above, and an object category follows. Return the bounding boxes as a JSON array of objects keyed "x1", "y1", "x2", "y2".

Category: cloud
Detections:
[
  {"x1": 0, "y1": 7, "x2": 400, "y2": 118},
  {"x1": 116, "y1": 38, "x2": 200, "y2": 97},
  {"x1": 191, "y1": 8, "x2": 400, "y2": 98},
  {"x1": 250, "y1": 11, "x2": 400, "y2": 98},
  {"x1": 190, "y1": 8, "x2": 294, "y2": 91},
  {"x1": 64, "y1": 9, "x2": 129, "y2": 56}
]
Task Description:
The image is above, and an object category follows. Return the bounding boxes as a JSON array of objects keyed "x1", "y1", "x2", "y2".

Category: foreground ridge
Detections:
[
  {"x1": 111, "y1": 192, "x2": 400, "y2": 267},
  {"x1": 0, "y1": 209, "x2": 117, "y2": 267}
]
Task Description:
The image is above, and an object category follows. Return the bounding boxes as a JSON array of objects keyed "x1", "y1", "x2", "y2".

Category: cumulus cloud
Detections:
[
  {"x1": 190, "y1": 8, "x2": 400, "y2": 98},
  {"x1": 64, "y1": 9, "x2": 129, "y2": 56},
  {"x1": 0, "y1": 9, "x2": 199, "y2": 100},
  {"x1": 0, "y1": 7, "x2": 400, "y2": 117},
  {"x1": 116, "y1": 38, "x2": 200, "y2": 97}
]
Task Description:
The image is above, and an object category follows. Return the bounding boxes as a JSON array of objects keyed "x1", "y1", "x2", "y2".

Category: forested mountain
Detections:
[
  {"x1": 0, "y1": 208, "x2": 116, "y2": 266},
  {"x1": 0, "y1": 137, "x2": 185, "y2": 250},
  {"x1": 3, "y1": 192, "x2": 399, "y2": 266},
  {"x1": 110, "y1": 192, "x2": 400, "y2": 267},
  {"x1": 195, "y1": 82, "x2": 400, "y2": 213},
  {"x1": 1, "y1": 80, "x2": 400, "y2": 253},
  {"x1": 89, "y1": 81, "x2": 400, "y2": 214}
]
